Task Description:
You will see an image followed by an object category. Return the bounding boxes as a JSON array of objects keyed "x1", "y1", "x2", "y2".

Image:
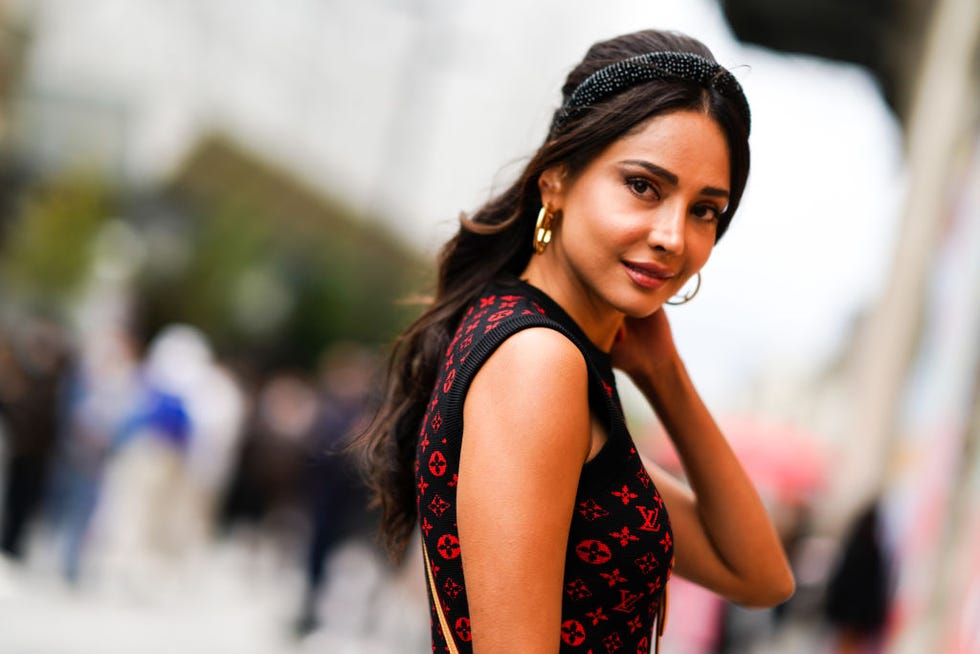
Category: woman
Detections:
[{"x1": 359, "y1": 29, "x2": 794, "y2": 653}]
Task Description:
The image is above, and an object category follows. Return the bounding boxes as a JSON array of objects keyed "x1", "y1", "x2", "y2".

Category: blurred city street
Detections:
[
  {"x1": 1, "y1": 536, "x2": 839, "y2": 654},
  {"x1": 0, "y1": 539, "x2": 431, "y2": 654}
]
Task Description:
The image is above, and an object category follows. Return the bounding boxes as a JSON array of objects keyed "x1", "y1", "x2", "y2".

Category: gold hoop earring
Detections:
[
  {"x1": 533, "y1": 205, "x2": 558, "y2": 254},
  {"x1": 666, "y1": 272, "x2": 701, "y2": 306}
]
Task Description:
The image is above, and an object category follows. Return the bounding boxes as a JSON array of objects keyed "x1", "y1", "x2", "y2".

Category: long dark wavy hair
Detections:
[{"x1": 356, "y1": 29, "x2": 752, "y2": 560}]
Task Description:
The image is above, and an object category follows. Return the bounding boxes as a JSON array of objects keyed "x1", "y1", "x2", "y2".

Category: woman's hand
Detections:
[
  {"x1": 613, "y1": 311, "x2": 796, "y2": 607},
  {"x1": 609, "y1": 308, "x2": 680, "y2": 382}
]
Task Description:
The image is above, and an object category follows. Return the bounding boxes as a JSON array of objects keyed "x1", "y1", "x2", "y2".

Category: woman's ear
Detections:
[{"x1": 538, "y1": 165, "x2": 567, "y2": 209}]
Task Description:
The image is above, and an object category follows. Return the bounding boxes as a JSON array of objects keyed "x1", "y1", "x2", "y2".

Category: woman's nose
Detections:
[{"x1": 646, "y1": 204, "x2": 685, "y2": 254}]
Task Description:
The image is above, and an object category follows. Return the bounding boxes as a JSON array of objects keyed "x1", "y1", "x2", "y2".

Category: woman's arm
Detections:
[
  {"x1": 457, "y1": 328, "x2": 592, "y2": 653},
  {"x1": 613, "y1": 310, "x2": 795, "y2": 607}
]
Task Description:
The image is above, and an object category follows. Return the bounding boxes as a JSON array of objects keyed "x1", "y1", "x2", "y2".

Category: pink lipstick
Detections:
[{"x1": 622, "y1": 260, "x2": 675, "y2": 290}]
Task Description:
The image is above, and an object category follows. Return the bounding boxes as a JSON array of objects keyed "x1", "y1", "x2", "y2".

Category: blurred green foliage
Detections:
[
  {"x1": 0, "y1": 173, "x2": 114, "y2": 311},
  {"x1": 138, "y1": 135, "x2": 429, "y2": 370},
  {"x1": 0, "y1": 136, "x2": 430, "y2": 371}
]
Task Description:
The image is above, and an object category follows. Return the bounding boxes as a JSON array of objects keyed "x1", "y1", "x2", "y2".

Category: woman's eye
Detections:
[
  {"x1": 692, "y1": 205, "x2": 721, "y2": 222},
  {"x1": 626, "y1": 177, "x2": 657, "y2": 197}
]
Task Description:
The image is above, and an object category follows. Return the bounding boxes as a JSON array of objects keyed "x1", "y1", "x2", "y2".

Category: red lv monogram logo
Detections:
[
  {"x1": 637, "y1": 505, "x2": 661, "y2": 532},
  {"x1": 613, "y1": 589, "x2": 644, "y2": 613}
]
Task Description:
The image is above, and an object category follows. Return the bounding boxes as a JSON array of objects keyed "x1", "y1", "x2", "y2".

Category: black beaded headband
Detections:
[{"x1": 550, "y1": 51, "x2": 751, "y2": 135}]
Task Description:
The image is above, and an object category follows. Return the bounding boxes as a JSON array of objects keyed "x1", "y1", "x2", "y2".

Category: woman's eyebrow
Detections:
[
  {"x1": 701, "y1": 186, "x2": 730, "y2": 199},
  {"x1": 619, "y1": 159, "x2": 730, "y2": 199},
  {"x1": 620, "y1": 159, "x2": 678, "y2": 185}
]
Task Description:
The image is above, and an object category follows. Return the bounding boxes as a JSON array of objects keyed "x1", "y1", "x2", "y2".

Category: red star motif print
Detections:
[
  {"x1": 610, "y1": 527, "x2": 640, "y2": 547},
  {"x1": 611, "y1": 485, "x2": 638, "y2": 505},
  {"x1": 565, "y1": 579, "x2": 592, "y2": 601},
  {"x1": 427, "y1": 494, "x2": 450, "y2": 517},
  {"x1": 603, "y1": 632, "x2": 623, "y2": 652},
  {"x1": 600, "y1": 568, "x2": 628, "y2": 587},
  {"x1": 577, "y1": 499, "x2": 610, "y2": 521},
  {"x1": 586, "y1": 607, "x2": 609, "y2": 626},
  {"x1": 634, "y1": 552, "x2": 659, "y2": 575}
]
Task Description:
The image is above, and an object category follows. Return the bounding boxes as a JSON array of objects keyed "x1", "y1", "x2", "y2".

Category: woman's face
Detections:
[{"x1": 539, "y1": 109, "x2": 731, "y2": 319}]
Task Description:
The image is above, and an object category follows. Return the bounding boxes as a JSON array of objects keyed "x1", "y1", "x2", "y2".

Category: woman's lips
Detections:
[{"x1": 622, "y1": 260, "x2": 675, "y2": 290}]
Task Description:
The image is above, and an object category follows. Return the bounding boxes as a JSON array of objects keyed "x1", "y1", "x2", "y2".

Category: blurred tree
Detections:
[
  {"x1": 136, "y1": 135, "x2": 428, "y2": 371},
  {"x1": 0, "y1": 173, "x2": 113, "y2": 313}
]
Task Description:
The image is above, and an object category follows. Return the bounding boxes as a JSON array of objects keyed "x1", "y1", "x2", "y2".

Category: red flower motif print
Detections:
[
  {"x1": 460, "y1": 334, "x2": 473, "y2": 350},
  {"x1": 603, "y1": 632, "x2": 623, "y2": 652},
  {"x1": 577, "y1": 499, "x2": 610, "y2": 521},
  {"x1": 428, "y1": 494, "x2": 451, "y2": 517},
  {"x1": 565, "y1": 579, "x2": 592, "y2": 601},
  {"x1": 443, "y1": 577, "x2": 464, "y2": 600},
  {"x1": 602, "y1": 380, "x2": 613, "y2": 398},
  {"x1": 454, "y1": 616, "x2": 472, "y2": 642},
  {"x1": 636, "y1": 636, "x2": 650, "y2": 653},
  {"x1": 447, "y1": 473, "x2": 459, "y2": 488},
  {"x1": 634, "y1": 551, "x2": 659, "y2": 575},
  {"x1": 660, "y1": 532, "x2": 673, "y2": 552},
  {"x1": 635, "y1": 469, "x2": 651, "y2": 489},
  {"x1": 441, "y1": 370, "x2": 455, "y2": 394},
  {"x1": 419, "y1": 432, "x2": 430, "y2": 453},
  {"x1": 437, "y1": 534, "x2": 461, "y2": 559},
  {"x1": 586, "y1": 607, "x2": 608, "y2": 626},
  {"x1": 600, "y1": 568, "x2": 627, "y2": 587},
  {"x1": 627, "y1": 614, "x2": 643, "y2": 633},
  {"x1": 428, "y1": 451, "x2": 447, "y2": 477},
  {"x1": 560, "y1": 619, "x2": 587, "y2": 647},
  {"x1": 420, "y1": 517, "x2": 433, "y2": 537},
  {"x1": 479, "y1": 295, "x2": 496, "y2": 308},
  {"x1": 430, "y1": 411, "x2": 443, "y2": 432},
  {"x1": 647, "y1": 577, "x2": 663, "y2": 595},
  {"x1": 417, "y1": 477, "x2": 429, "y2": 496},
  {"x1": 487, "y1": 309, "x2": 514, "y2": 322},
  {"x1": 610, "y1": 526, "x2": 640, "y2": 547},
  {"x1": 611, "y1": 485, "x2": 638, "y2": 505},
  {"x1": 575, "y1": 539, "x2": 613, "y2": 565}
]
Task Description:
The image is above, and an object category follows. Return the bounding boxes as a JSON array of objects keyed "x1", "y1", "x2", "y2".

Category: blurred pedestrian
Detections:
[
  {"x1": 823, "y1": 500, "x2": 890, "y2": 654},
  {"x1": 0, "y1": 319, "x2": 69, "y2": 562},
  {"x1": 50, "y1": 326, "x2": 138, "y2": 584},
  {"x1": 295, "y1": 344, "x2": 378, "y2": 636}
]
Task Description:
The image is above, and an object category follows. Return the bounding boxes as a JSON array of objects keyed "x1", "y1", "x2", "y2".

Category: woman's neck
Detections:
[{"x1": 519, "y1": 257, "x2": 624, "y2": 352}]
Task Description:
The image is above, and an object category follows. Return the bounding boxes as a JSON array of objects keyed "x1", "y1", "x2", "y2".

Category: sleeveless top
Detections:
[{"x1": 416, "y1": 277, "x2": 673, "y2": 653}]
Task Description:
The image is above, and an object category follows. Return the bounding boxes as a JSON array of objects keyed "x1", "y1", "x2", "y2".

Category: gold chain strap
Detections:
[{"x1": 422, "y1": 542, "x2": 461, "y2": 654}]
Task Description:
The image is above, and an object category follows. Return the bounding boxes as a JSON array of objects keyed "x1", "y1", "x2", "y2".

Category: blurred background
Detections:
[{"x1": 0, "y1": 0, "x2": 977, "y2": 652}]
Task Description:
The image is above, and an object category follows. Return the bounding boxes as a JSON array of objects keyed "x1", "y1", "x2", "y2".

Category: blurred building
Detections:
[{"x1": 726, "y1": 0, "x2": 980, "y2": 651}]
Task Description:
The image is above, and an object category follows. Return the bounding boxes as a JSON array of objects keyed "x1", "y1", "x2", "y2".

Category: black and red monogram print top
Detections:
[{"x1": 416, "y1": 277, "x2": 673, "y2": 653}]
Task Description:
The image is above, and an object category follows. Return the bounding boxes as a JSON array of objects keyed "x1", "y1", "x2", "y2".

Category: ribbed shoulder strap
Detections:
[{"x1": 442, "y1": 312, "x2": 619, "y2": 435}]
